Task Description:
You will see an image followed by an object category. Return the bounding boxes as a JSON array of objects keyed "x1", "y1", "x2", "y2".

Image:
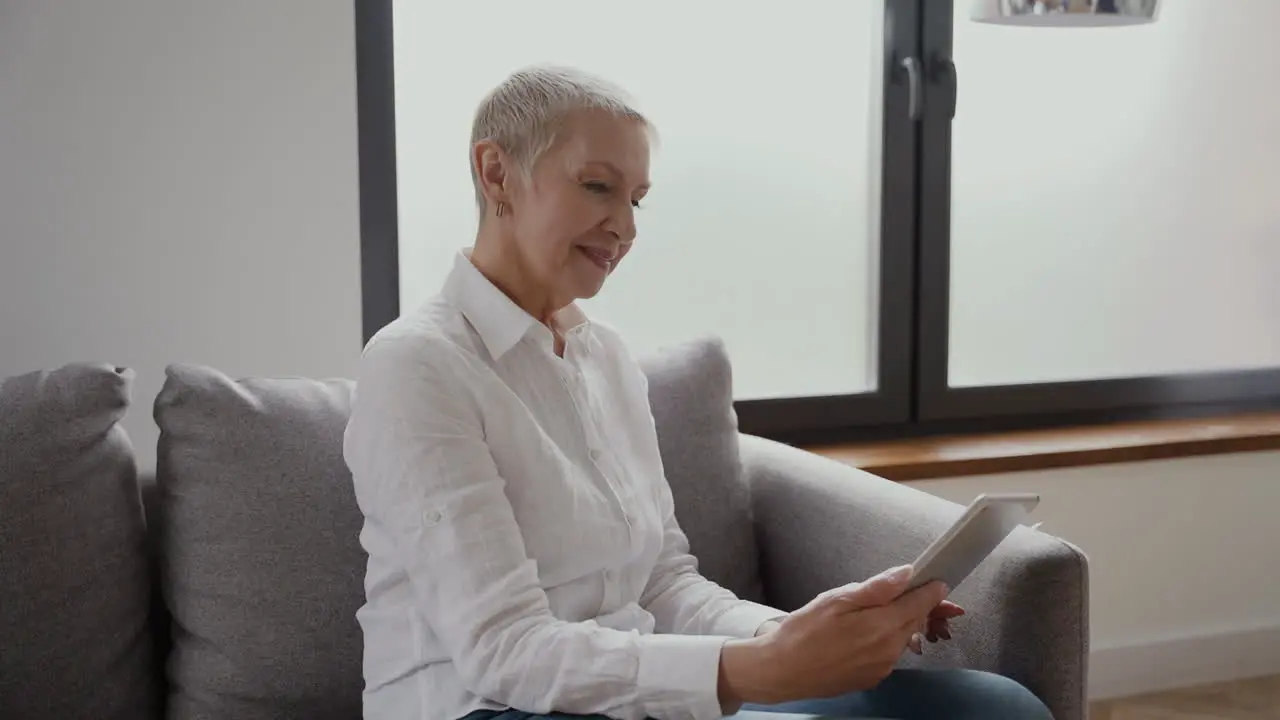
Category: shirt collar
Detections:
[{"x1": 441, "y1": 250, "x2": 592, "y2": 361}]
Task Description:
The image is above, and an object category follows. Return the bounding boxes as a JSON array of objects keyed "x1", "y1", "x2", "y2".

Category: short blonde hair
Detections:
[{"x1": 469, "y1": 65, "x2": 649, "y2": 210}]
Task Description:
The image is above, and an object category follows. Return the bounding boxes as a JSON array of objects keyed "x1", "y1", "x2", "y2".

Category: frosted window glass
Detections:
[
  {"x1": 948, "y1": 2, "x2": 1280, "y2": 388},
  {"x1": 392, "y1": 1, "x2": 884, "y2": 400}
]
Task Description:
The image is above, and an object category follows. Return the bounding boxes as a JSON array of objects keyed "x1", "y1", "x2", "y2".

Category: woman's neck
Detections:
[{"x1": 470, "y1": 227, "x2": 564, "y2": 329}]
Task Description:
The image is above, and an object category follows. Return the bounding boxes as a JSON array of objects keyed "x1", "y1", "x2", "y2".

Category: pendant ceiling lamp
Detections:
[{"x1": 971, "y1": 0, "x2": 1160, "y2": 27}]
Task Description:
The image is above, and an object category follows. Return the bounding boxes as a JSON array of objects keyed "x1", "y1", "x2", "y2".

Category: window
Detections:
[
  {"x1": 356, "y1": 0, "x2": 1280, "y2": 443},
  {"x1": 915, "y1": 0, "x2": 1280, "y2": 422}
]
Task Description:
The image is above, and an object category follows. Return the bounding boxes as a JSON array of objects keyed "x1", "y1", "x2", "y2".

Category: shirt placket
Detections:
[{"x1": 559, "y1": 340, "x2": 637, "y2": 607}]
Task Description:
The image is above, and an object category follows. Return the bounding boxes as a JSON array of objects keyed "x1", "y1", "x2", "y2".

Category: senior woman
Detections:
[{"x1": 343, "y1": 66, "x2": 1052, "y2": 720}]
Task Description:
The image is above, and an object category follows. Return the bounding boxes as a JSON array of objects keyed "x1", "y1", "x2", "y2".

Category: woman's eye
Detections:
[{"x1": 583, "y1": 181, "x2": 609, "y2": 194}]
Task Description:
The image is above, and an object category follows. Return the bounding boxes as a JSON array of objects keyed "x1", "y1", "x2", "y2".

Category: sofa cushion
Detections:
[
  {"x1": 0, "y1": 364, "x2": 159, "y2": 720},
  {"x1": 151, "y1": 338, "x2": 757, "y2": 718},
  {"x1": 639, "y1": 337, "x2": 763, "y2": 602},
  {"x1": 153, "y1": 366, "x2": 363, "y2": 720}
]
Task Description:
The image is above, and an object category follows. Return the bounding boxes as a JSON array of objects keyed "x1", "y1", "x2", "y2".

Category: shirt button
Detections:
[{"x1": 588, "y1": 448, "x2": 601, "y2": 462}]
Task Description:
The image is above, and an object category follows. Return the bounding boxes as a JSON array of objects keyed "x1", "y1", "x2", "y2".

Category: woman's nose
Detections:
[{"x1": 605, "y1": 204, "x2": 635, "y2": 242}]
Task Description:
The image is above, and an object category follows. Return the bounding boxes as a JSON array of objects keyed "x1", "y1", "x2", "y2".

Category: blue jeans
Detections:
[
  {"x1": 735, "y1": 669, "x2": 1053, "y2": 719},
  {"x1": 460, "y1": 668, "x2": 1054, "y2": 720}
]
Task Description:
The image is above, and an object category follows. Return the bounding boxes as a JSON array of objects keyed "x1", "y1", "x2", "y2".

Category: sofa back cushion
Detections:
[
  {"x1": 638, "y1": 338, "x2": 762, "y2": 602},
  {"x1": 0, "y1": 364, "x2": 159, "y2": 720},
  {"x1": 153, "y1": 365, "x2": 363, "y2": 720},
  {"x1": 151, "y1": 338, "x2": 756, "y2": 718}
]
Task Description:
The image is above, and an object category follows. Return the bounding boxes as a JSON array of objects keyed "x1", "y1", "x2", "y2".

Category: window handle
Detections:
[
  {"x1": 931, "y1": 55, "x2": 959, "y2": 119},
  {"x1": 901, "y1": 56, "x2": 922, "y2": 121}
]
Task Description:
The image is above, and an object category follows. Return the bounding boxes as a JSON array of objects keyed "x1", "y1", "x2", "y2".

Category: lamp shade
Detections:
[{"x1": 971, "y1": 0, "x2": 1159, "y2": 26}]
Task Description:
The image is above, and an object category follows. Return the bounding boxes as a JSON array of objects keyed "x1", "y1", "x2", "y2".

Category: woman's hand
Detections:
[
  {"x1": 749, "y1": 578, "x2": 965, "y2": 653},
  {"x1": 755, "y1": 598, "x2": 962, "y2": 650},
  {"x1": 754, "y1": 620, "x2": 783, "y2": 637},
  {"x1": 906, "y1": 599, "x2": 965, "y2": 654},
  {"x1": 719, "y1": 565, "x2": 949, "y2": 706},
  {"x1": 929, "y1": 599, "x2": 965, "y2": 641}
]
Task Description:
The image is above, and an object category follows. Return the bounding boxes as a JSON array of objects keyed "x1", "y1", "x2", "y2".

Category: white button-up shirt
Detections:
[{"x1": 344, "y1": 251, "x2": 784, "y2": 720}]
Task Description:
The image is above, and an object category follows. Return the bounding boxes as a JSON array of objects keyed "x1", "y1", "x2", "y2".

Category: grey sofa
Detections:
[{"x1": 0, "y1": 338, "x2": 1088, "y2": 720}]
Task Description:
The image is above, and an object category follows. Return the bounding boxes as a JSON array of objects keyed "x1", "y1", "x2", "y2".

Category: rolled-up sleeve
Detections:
[{"x1": 344, "y1": 336, "x2": 729, "y2": 720}]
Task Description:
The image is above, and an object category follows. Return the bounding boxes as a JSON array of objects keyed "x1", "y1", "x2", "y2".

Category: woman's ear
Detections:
[{"x1": 474, "y1": 140, "x2": 509, "y2": 209}]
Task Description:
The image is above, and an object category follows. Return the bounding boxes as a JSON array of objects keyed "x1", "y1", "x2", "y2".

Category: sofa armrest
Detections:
[{"x1": 741, "y1": 434, "x2": 1089, "y2": 720}]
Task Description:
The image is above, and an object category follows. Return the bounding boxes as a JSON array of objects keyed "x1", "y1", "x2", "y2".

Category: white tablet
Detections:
[{"x1": 907, "y1": 493, "x2": 1041, "y2": 593}]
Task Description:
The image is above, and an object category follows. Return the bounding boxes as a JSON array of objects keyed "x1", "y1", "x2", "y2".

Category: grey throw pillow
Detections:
[
  {"x1": 639, "y1": 337, "x2": 764, "y2": 603},
  {"x1": 0, "y1": 364, "x2": 159, "y2": 720},
  {"x1": 153, "y1": 365, "x2": 364, "y2": 720},
  {"x1": 151, "y1": 338, "x2": 756, "y2": 720}
]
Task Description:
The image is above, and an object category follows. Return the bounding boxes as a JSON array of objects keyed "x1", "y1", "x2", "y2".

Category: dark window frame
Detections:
[
  {"x1": 355, "y1": 0, "x2": 400, "y2": 341},
  {"x1": 354, "y1": 0, "x2": 1280, "y2": 446}
]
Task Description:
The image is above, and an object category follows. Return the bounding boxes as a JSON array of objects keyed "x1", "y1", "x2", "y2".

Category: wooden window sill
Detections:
[{"x1": 805, "y1": 412, "x2": 1280, "y2": 481}]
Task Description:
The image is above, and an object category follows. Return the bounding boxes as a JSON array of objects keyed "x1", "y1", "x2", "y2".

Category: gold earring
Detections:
[{"x1": 495, "y1": 202, "x2": 505, "y2": 218}]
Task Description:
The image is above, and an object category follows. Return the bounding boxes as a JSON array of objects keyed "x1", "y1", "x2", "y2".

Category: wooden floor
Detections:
[{"x1": 1090, "y1": 675, "x2": 1280, "y2": 719}]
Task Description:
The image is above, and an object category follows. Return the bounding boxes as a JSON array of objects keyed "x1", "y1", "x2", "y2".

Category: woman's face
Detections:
[{"x1": 504, "y1": 109, "x2": 651, "y2": 303}]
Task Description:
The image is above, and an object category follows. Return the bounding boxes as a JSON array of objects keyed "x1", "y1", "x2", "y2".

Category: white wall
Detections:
[
  {"x1": 0, "y1": 0, "x2": 363, "y2": 467},
  {"x1": 914, "y1": 451, "x2": 1280, "y2": 699}
]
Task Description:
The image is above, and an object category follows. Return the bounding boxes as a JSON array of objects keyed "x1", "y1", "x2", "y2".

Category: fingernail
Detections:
[{"x1": 887, "y1": 565, "x2": 913, "y2": 581}]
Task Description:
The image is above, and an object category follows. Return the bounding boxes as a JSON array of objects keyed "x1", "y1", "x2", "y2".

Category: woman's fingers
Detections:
[
  {"x1": 923, "y1": 600, "x2": 962, "y2": 643},
  {"x1": 929, "y1": 600, "x2": 966, "y2": 620},
  {"x1": 915, "y1": 617, "x2": 953, "y2": 649},
  {"x1": 894, "y1": 589, "x2": 962, "y2": 654},
  {"x1": 908, "y1": 632, "x2": 924, "y2": 655},
  {"x1": 927, "y1": 617, "x2": 952, "y2": 641}
]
